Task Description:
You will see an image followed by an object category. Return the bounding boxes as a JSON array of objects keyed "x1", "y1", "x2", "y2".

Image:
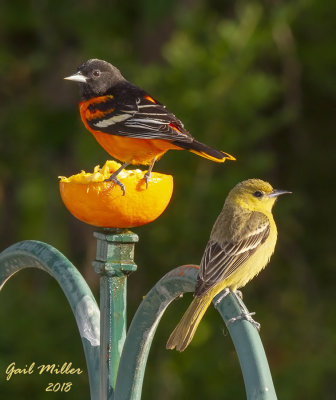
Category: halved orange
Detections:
[{"x1": 59, "y1": 160, "x2": 173, "y2": 228}]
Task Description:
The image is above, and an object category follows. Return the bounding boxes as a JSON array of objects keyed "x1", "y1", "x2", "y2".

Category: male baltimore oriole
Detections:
[
  {"x1": 65, "y1": 59, "x2": 235, "y2": 194},
  {"x1": 166, "y1": 179, "x2": 291, "y2": 351}
]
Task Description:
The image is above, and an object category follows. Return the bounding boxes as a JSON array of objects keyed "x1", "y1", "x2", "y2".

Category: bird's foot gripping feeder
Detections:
[{"x1": 0, "y1": 229, "x2": 277, "y2": 400}]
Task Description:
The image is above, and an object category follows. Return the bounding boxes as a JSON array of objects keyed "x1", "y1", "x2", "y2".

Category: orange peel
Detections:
[{"x1": 59, "y1": 160, "x2": 173, "y2": 228}]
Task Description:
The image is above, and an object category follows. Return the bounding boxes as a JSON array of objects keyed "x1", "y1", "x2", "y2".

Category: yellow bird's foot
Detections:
[
  {"x1": 234, "y1": 290, "x2": 243, "y2": 300},
  {"x1": 214, "y1": 288, "x2": 230, "y2": 307},
  {"x1": 228, "y1": 310, "x2": 261, "y2": 331}
]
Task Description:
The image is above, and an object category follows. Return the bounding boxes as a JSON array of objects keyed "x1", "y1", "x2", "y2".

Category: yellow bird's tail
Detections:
[{"x1": 166, "y1": 294, "x2": 213, "y2": 352}]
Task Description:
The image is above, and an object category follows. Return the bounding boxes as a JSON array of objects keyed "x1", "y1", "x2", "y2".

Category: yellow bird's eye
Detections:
[{"x1": 253, "y1": 190, "x2": 263, "y2": 198}]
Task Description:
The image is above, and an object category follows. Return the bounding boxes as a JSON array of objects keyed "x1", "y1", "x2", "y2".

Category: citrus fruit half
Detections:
[{"x1": 59, "y1": 160, "x2": 173, "y2": 228}]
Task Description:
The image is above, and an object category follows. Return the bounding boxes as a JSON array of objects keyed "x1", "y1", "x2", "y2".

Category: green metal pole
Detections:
[{"x1": 92, "y1": 229, "x2": 138, "y2": 400}]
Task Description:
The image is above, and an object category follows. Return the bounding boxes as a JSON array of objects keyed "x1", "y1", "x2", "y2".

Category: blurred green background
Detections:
[{"x1": 0, "y1": 0, "x2": 335, "y2": 398}]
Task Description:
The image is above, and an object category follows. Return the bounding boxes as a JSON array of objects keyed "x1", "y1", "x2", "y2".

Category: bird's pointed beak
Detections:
[
  {"x1": 64, "y1": 71, "x2": 87, "y2": 83},
  {"x1": 269, "y1": 189, "x2": 292, "y2": 198}
]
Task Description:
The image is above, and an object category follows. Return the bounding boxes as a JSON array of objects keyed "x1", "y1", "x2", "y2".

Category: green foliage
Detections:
[{"x1": 0, "y1": 0, "x2": 334, "y2": 398}]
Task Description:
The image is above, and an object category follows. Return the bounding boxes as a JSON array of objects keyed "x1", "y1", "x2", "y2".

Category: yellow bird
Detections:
[{"x1": 166, "y1": 179, "x2": 291, "y2": 352}]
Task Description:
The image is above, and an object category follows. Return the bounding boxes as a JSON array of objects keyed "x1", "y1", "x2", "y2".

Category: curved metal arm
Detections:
[
  {"x1": 214, "y1": 292, "x2": 277, "y2": 400},
  {"x1": 115, "y1": 265, "x2": 277, "y2": 400},
  {"x1": 0, "y1": 240, "x2": 100, "y2": 400}
]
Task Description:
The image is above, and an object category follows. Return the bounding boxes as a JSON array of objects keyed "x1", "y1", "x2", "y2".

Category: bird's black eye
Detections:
[
  {"x1": 253, "y1": 191, "x2": 263, "y2": 198},
  {"x1": 92, "y1": 70, "x2": 101, "y2": 78}
]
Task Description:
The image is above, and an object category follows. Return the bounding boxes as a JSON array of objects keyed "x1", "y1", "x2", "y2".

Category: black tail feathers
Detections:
[{"x1": 173, "y1": 139, "x2": 235, "y2": 163}]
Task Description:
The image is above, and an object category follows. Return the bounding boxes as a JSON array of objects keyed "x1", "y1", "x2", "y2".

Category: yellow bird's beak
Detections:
[{"x1": 269, "y1": 189, "x2": 292, "y2": 198}]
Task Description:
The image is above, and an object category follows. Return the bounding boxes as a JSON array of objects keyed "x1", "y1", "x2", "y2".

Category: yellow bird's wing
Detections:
[{"x1": 195, "y1": 212, "x2": 270, "y2": 296}]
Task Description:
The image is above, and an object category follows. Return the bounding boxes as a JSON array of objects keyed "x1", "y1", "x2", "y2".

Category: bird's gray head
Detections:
[{"x1": 64, "y1": 59, "x2": 125, "y2": 99}]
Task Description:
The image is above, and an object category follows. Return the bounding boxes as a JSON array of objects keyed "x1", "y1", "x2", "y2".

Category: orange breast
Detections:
[{"x1": 91, "y1": 131, "x2": 181, "y2": 165}]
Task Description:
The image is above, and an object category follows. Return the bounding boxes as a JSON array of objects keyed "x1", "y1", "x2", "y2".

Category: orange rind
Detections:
[{"x1": 59, "y1": 160, "x2": 173, "y2": 228}]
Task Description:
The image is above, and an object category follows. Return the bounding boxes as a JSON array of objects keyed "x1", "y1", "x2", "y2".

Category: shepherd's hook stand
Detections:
[{"x1": 0, "y1": 229, "x2": 277, "y2": 400}]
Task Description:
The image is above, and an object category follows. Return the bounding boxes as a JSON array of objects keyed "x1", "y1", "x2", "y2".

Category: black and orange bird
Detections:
[{"x1": 65, "y1": 59, "x2": 235, "y2": 194}]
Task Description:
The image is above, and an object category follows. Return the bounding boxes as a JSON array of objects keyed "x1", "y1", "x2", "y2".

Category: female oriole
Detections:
[{"x1": 166, "y1": 179, "x2": 291, "y2": 351}]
